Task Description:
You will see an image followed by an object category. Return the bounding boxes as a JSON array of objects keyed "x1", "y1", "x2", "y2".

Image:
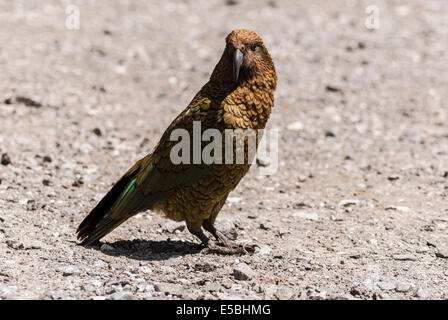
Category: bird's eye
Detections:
[{"x1": 250, "y1": 44, "x2": 257, "y2": 51}]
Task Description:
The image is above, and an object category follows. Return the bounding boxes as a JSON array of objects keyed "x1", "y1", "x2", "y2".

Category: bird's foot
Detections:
[
  {"x1": 201, "y1": 243, "x2": 258, "y2": 255},
  {"x1": 202, "y1": 221, "x2": 231, "y2": 247},
  {"x1": 190, "y1": 222, "x2": 257, "y2": 255},
  {"x1": 212, "y1": 231, "x2": 230, "y2": 248}
]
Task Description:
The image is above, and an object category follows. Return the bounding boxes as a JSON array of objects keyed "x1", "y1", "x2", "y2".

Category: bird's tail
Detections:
[{"x1": 76, "y1": 167, "x2": 140, "y2": 246}]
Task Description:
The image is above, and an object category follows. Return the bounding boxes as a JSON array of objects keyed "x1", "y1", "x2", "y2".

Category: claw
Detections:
[
  {"x1": 243, "y1": 243, "x2": 259, "y2": 253},
  {"x1": 201, "y1": 243, "x2": 257, "y2": 255},
  {"x1": 202, "y1": 221, "x2": 230, "y2": 247}
]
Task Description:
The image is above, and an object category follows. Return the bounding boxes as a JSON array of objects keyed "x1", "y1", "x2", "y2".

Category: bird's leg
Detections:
[
  {"x1": 202, "y1": 220, "x2": 230, "y2": 247},
  {"x1": 187, "y1": 220, "x2": 254, "y2": 255},
  {"x1": 201, "y1": 220, "x2": 257, "y2": 255},
  {"x1": 186, "y1": 222, "x2": 210, "y2": 247}
]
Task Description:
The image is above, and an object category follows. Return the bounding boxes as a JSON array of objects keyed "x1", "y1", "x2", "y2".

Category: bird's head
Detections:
[{"x1": 211, "y1": 29, "x2": 276, "y2": 87}]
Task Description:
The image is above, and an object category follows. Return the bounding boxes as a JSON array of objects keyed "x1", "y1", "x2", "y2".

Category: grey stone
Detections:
[
  {"x1": 107, "y1": 291, "x2": 135, "y2": 300},
  {"x1": 274, "y1": 286, "x2": 295, "y2": 300},
  {"x1": 339, "y1": 199, "x2": 361, "y2": 207},
  {"x1": 154, "y1": 283, "x2": 184, "y2": 297},
  {"x1": 137, "y1": 283, "x2": 155, "y2": 293},
  {"x1": 416, "y1": 247, "x2": 428, "y2": 253},
  {"x1": 256, "y1": 245, "x2": 271, "y2": 255},
  {"x1": 308, "y1": 290, "x2": 327, "y2": 300},
  {"x1": 395, "y1": 283, "x2": 412, "y2": 293},
  {"x1": 233, "y1": 263, "x2": 256, "y2": 280},
  {"x1": 259, "y1": 222, "x2": 272, "y2": 230},
  {"x1": 415, "y1": 288, "x2": 429, "y2": 299},
  {"x1": 293, "y1": 210, "x2": 318, "y2": 220},
  {"x1": 264, "y1": 285, "x2": 278, "y2": 298},
  {"x1": 256, "y1": 157, "x2": 270, "y2": 167},
  {"x1": 435, "y1": 247, "x2": 448, "y2": 259},
  {"x1": 385, "y1": 205, "x2": 411, "y2": 213},
  {"x1": 287, "y1": 121, "x2": 303, "y2": 131},
  {"x1": 227, "y1": 197, "x2": 242, "y2": 203},
  {"x1": 203, "y1": 282, "x2": 223, "y2": 292},
  {"x1": 1, "y1": 153, "x2": 11, "y2": 166},
  {"x1": 377, "y1": 281, "x2": 396, "y2": 291},
  {"x1": 392, "y1": 254, "x2": 417, "y2": 261},
  {"x1": 57, "y1": 266, "x2": 80, "y2": 277},
  {"x1": 216, "y1": 220, "x2": 238, "y2": 240},
  {"x1": 0, "y1": 284, "x2": 16, "y2": 299},
  {"x1": 426, "y1": 239, "x2": 438, "y2": 248}
]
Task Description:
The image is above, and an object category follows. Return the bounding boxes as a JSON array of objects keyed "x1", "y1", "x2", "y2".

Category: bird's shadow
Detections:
[{"x1": 90, "y1": 239, "x2": 204, "y2": 261}]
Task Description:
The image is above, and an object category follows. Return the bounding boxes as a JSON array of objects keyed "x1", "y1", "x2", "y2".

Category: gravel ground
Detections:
[{"x1": 1, "y1": 0, "x2": 448, "y2": 300}]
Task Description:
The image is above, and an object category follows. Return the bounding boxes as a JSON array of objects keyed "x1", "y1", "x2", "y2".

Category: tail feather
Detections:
[
  {"x1": 76, "y1": 170, "x2": 137, "y2": 245},
  {"x1": 78, "y1": 217, "x2": 127, "y2": 246},
  {"x1": 76, "y1": 152, "x2": 210, "y2": 245}
]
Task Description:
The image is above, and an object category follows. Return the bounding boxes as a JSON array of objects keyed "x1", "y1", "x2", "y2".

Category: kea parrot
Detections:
[{"x1": 76, "y1": 29, "x2": 277, "y2": 255}]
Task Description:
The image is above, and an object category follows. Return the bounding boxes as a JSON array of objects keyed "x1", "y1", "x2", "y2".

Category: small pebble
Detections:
[
  {"x1": 233, "y1": 263, "x2": 256, "y2": 280},
  {"x1": 392, "y1": 254, "x2": 417, "y2": 261},
  {"x1": 377, "y1": 281, "x2": 396, "y2": 291},
  {"x1": 16, "y1": 96, "x2": 42, "y2": 107},
  {"x1": 339, "y1": 199, "x2": 361, "y2": 207},
  {"x1": 385, "y1": 205, "x2": 411, "y2": 213},
  {"x1": 274, "y1": 286, "x2": 295, "y2": 300},
  {"x1": 426, "y1": 239, "x2": 438, "y2": 247},
  {"x1": 1, "y1": 153, "x2": 11, "y2": 166},
  {"x1": 395, "y1": 283, "x2": 412, "y2": 293},
  {"x1": 107, "y1": 291, "x2": 134, "y2": 300},
  {"x1": 325, "y1": 85, "x2": 341, "y2": 92},
  {"x1": 154, "y1": 283, "x2": 184, "y2": 296},
  {"x1": 387, "y1": 175, "x2": 400, "y2": 181},
  {"x1": 293, "y1": 210, "x2": 318, "y2": 221},
  {"x1": 92, "y1": 128, "x2": 102, "y2": 136},
  {"x1": 72, "y1": 179, "x2": 84, "y2": 187},
  {"x1": 259, "y1": 222, "x2": 272, "y2": 230},
  {"x1": 435, "y1": 248, "x2": 448, "y2": 259},
  {"x1": 227, "y1": 197, "x2": 242, "y2": 203},
  {"x1": 57, "y1": 266, "x2": 80, "y2": 277},
  {"x1": 256, "y1": 245, "x2": 271, "y2": 255},
  {"x1": 226, "y1": 0, "x2": 239, "y2": 5},
  {"x1": 43, "y1": 156, "x2": 52, "y2": 163},
  {"x1": 415, "y1": 288, "x2": 429, "y2": 299},
  {"x1": 256, "y1": 157, "x2": 270, "y2": 167},
  {"x1": 203, "y1": 282, "x2": 222, "y2": 292},
  {"x1": 287, "y1": 121, "x2": 303, "y2": 131}
]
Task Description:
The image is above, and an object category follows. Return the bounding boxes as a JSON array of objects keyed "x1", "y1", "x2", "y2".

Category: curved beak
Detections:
[{"x1": 233, "y1": 48, "x2": 243, "y2": 83}]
